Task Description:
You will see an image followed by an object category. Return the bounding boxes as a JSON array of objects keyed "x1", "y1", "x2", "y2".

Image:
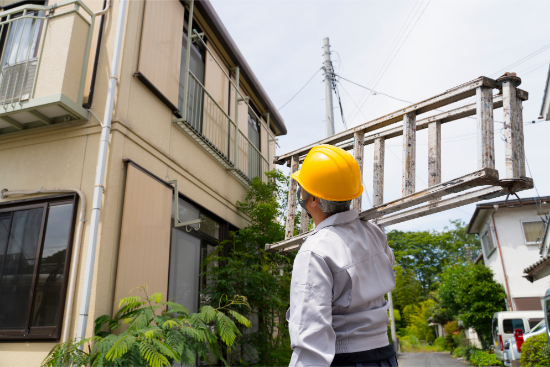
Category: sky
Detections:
[{"x1": 210, "y1": 0, "x2": 550, "y2": 233}]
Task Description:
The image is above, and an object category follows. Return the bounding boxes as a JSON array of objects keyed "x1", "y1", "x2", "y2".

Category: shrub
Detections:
[
  {"x1": 520, "y1": 333, "x2": 550, "y2": 367},
  {"x1": 42, "y1": 287, "x2": 251, "y2": 367},
  {"x1": 434, "y1": 336, "x2": 447, "y2": 351},
  {"x1": 425, "y1": 329, "x2": 435, "y2": 344},
  {"x1": 452, "y1": 346, "x2": 465, "y2": 358},
  {"x1": 469, "y1": 349, "x2": 501, "y2": 366}
]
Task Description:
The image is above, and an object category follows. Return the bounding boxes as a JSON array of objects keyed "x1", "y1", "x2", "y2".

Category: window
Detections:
[
  {"x1": 529, "y1": 319, "x2": 544, "y2": 332},
  {"x1": 522, "y1": 220, "x2": 545, "y2": 245},
  {"x1": 247, "y1": 112, "x2": 261, "y2": 179},
  {"x1": 0, "y1": 7, "x2": 43, "y2": 104},
  {"x1": 169, "y1": 197, "x2": 220, "y2": 314},
  {"x1": 0, "y1": 195, "x2": 76, "y2": 340},
  {"x1": 502, "y1": 319, "x2": 524, "y2": 334},
  {"x1": 481, "y1": 228, "x2": 495, "y2": 257},
  {"x1": 178, "y1": 13, "x2": 206, "y2": 132}
]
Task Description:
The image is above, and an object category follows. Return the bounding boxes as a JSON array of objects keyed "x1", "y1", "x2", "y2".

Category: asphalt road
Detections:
[{"x1": 397, "y1": 353, "x2": 467, "y2": 367}]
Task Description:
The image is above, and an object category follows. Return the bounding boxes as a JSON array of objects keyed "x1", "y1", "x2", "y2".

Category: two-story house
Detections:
[
  {"x1": 0, "y1": 0, "x2": 286, "y2": 365},
  {"x1": 467, "y1": 196, "x2": 550, "y2": 311}
]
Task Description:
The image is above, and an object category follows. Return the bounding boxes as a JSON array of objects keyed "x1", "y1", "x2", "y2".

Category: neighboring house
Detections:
[
  {"x1": 467, "y1": 196, "x2": 550, "y2": 312},
  {"x1": 0, "y1": 0, "x2": 286, "y2": 365}
]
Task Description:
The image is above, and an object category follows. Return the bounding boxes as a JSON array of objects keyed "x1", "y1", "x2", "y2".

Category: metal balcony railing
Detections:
[
  {"x1": 0, "y1": 0, "x2": 94, "y2": 135},
  {"x1": 181, "y1": 70, "x2": 270, "y2": 184}
]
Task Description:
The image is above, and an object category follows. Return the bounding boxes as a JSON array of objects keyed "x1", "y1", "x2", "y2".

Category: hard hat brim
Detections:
[{"x1": 292, "y1": 169, "x2": 363, "y2": 202}]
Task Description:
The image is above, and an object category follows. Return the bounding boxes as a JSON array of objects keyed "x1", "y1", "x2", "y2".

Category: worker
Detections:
[{"x1": 287, "y1": 145, "x2": 397, "y2": 367}]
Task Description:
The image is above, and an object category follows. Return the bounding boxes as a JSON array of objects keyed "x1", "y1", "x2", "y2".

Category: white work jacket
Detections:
[{"x1": 287, "y1": 210, "x2": 396, "y2": 367}]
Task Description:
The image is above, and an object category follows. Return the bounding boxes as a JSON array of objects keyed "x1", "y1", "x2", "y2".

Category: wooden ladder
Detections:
[{"x1": 266, "y1": 73, "x2": 533, "y2": 254}]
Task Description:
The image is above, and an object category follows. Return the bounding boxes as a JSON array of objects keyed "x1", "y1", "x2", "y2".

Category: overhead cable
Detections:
[
  {"x1": 491, "y1": 43, "x2": 550, "y2": 78},
  {"x1": 278, "y1": 68, "x2": 322, "y2": 111},
  {"x1": 347, "y1": 0, "x2": 423, "y2": 121},
  {"x1": 349, "y1": 0, "x2": 432, "y2": 125}
]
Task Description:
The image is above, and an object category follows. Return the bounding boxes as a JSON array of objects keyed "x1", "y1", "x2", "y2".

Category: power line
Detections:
[
  {"x1": 491, "y1": 43, "x2": 550, "y2": 78},
  {"x1": 336, "y1": 79, "x2": 369, "y2": 121},
  {"x1": 346, "y1": 0, "x2": 423, "y2": 122},
  {"x1": 350, "y1": 0, "x2": 432, "y2": 125},
  {"x1": 277, "y1": 68, "x2": 322, "y2": 111}
]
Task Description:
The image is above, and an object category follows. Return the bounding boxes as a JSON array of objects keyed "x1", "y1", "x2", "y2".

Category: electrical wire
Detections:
[
  {"x1": 278, "y1": 68, "x2": 322, "y2": 111},
  {"x1": 491, "y1": 43, "x2": 550, "y2": 78},
  {"x1": 334, "y1": 84, "x2": 348, "y2": 130},
  {"x1": 349, "y1": 0, "x2": 432, "y2": 125},
  {"x1": 346, "y1": 0, "x2": 423, "y2": 122}
]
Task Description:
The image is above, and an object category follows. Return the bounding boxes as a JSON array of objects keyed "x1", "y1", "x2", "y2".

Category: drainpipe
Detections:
[
  {"x1": 76, "y1": 0, "x2": 127, "y2": 344},
  {"x1": 492, "y1": 206, "x2": 513, "y2": 311},
  {"x1": 0, "y1": 188, "x2": 87, "y2": 342}
]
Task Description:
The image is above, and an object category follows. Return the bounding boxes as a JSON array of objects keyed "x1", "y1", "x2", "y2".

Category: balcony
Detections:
[
  {"x1": 175, "y1": 69, "x2": 272, "y2": 186},
  {"x1": 0, "y1": 0, "x2": 94, "y2": 135}
]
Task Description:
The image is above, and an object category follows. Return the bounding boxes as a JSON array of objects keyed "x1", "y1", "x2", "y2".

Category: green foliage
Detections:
[
  {"x1": 425, "y1": 329, "x2": 435, "y2": 344},
  {"x1": 437, "y1": 263, "x2": 506, "y2": 349},
  {"x1": 201, "y1": 170, "x2": 297, "y2": 366},
  {"x1": 452, "y1": 346, "x2": 465, "y2": 358},
  {"x1": 401, "y1": 300, "x2": 436, "y2": 341},
  {"x1": 41, "y1": 286, "x2": 251, "y2": 367},
  {"x1": 434, "y1": 336, "x2": 447, "y2": 351},
  {"x1": 469, "y1": 349, "x2": 502, "y2": 366},
  {"x1": 520, "y1": 333, "x2": 550, "y2": 367},
  {"x1": 392, "y1": 266, "x2": 423, "y2": 319},
  {"x1": 387, "y1": 220, "x2": 480, "y2": 295}
]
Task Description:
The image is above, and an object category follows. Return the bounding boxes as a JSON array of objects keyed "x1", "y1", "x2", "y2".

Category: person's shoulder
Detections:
[{"x1": 298, "y1": 226, "x2": 348, "y2": 258}]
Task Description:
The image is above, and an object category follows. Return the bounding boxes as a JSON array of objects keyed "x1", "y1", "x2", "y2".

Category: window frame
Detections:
[
  {"x1": 480, "y1": 223, "x2": 496, "y2": 259},
  {"x1": 520, "y1": 219, "x2": 545, "y2": 246},
  {"x1": 0, "y1": 193, "x2": 77, "y2": 341}
]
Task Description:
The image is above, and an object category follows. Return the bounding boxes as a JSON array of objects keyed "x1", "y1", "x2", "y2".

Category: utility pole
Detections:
[
  {"x1": 323, "y1": 37, "x2": 335, "y2": 137},
  {"x1": 388, "y1": 291, "x2": 398, "y2": 353}
]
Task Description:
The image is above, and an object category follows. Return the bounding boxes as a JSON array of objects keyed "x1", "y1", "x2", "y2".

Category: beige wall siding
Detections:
[
  {"x1": 112, "y1": 164, "x2": 172, "y2": 315},
  {"x1": 34, "y1": 10, "x2": 89, "y2": 103},
  {"x1": 138, "y1": 0, "x2": 184, "y2": 107}
]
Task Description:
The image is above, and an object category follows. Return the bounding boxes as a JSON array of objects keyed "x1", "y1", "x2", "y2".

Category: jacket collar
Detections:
[{"x1": 314, "y1": 210, "x2": 358, "y2": 233}]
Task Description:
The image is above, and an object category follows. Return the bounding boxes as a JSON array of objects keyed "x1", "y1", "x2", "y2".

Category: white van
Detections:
[{"x1": 492, "y1": 311, "x2": 544, "y2": 362}]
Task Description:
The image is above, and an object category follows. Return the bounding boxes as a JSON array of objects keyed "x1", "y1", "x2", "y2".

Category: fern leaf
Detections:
[
  {"x1": 105, "y1": 335, "x2": 136, "y2": 361},
  {"x1": 151, "y1": 338, "x2": 178, "y2": 360},
  {"x1": 162, "y1": 319, "x2": 179, "y2": 329},
  {"x1": 165, "y1": 301, "x2": 189, "y2": 316},
  {"x1": 149, "y1": 292, "x2": 164, "y2": 303},
  {"x1": 199, "y1": 305, "x2": 216, "y2": 323},
  {"x1": 138, "y1": 341, "x2": 170, "y2": 367},
  {"x1": 214, "y1": 312, "x2": 237, "y2": 346},
  {"x1": 228, "y1": 310, "x2": 252, "y2": 328}
]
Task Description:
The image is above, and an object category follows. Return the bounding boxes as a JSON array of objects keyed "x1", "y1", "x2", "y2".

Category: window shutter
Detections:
[
  {"x1": 137, "y1": 0, "x2": 184, "y2": 109},
  {"x1": 514, "y1": 297, "x2": 542, "y2": 311},
  {"x1": 113, "y1": 164, "x2": 172, "y2": 315}
]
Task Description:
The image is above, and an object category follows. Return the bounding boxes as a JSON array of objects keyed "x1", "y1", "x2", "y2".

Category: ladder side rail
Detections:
[
  {"x1": 503, "y1": 79, "x2": 521, "y2": 178},
  {"x1": 477, "y1": 87, "x2": 495, "y2": 170},
  {"x1": 351, "y1": 131, "x2": 365, "y2": 213},
  {"x1": 517, "y1": 98, "x2": 526, "y2": 177},
  {"x1": 285, "y1": 154, "x2": 300, "y2": 240},
  {"x1": 373, "y1": 137, "x2": 385, "y2": 207},
  {"x1": 299, "y1": 208, "x2": 309, "y2": 234},
  {"x1": 274, "y1": 77, "x2": 496, "y2": 165},
  {"x1": 402, "y1": 112, "x2": 416, "y2": 197},
  {"x1": 428, "y1": 120, "x2": 441, "y2": 187}
]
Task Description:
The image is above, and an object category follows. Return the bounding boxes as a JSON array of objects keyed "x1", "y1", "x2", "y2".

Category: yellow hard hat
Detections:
[{"x1": 292, "y1": 145, "x2": 363, "y2": 202}]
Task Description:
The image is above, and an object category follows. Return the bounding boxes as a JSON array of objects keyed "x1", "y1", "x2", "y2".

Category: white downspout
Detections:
[
  {"x1": 76, "y1": 0, "x2": 127, "y2": 343},
  {"x1": 0, "y1": 188, "x2": 86, "y2": 342}
]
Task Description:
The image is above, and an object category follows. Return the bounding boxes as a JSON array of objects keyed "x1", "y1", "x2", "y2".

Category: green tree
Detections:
[
  {"x1": 437, "y1": 263, "x2": 506, "y2": 349},
  {"x1": 42, "y1": 286, "x2": 250, "y2": 367},
  {"x1": 392, "y1": 265, "x2": 423, "y2": 320},
  {"x1": 201, "y1": 170, "x2": 296, "y2": 366},
  {"x1": 387, "y1": 220, "x2": 480, "y2": 295},
  {"x1": 401, "y1": 299, "x2": 436, "y2": 341}
]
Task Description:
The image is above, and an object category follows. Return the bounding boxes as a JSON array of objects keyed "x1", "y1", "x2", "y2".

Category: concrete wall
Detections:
[
  {"x1": 481, "y1": 204, "x2": 550, "y2": 310},
  {"x1": 0, "y1": 0, "x2": 277, "y2": 364}
]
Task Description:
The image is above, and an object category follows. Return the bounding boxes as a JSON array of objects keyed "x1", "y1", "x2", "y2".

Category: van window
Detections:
[
  {"x1": 503, "y1": 319, "x2": 525, "y2": 334},
  {"x1": 529, "y1": 320, "x2": 545, "y2": 333}
]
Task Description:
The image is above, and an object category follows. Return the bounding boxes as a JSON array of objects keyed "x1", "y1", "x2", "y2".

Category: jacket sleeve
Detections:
[
  {"x1": 384, "y1": 234, "x2": 395, "y2": 266},
  {"x1": 288, "y1": 249, "x2": 335, "y2": 367}
]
